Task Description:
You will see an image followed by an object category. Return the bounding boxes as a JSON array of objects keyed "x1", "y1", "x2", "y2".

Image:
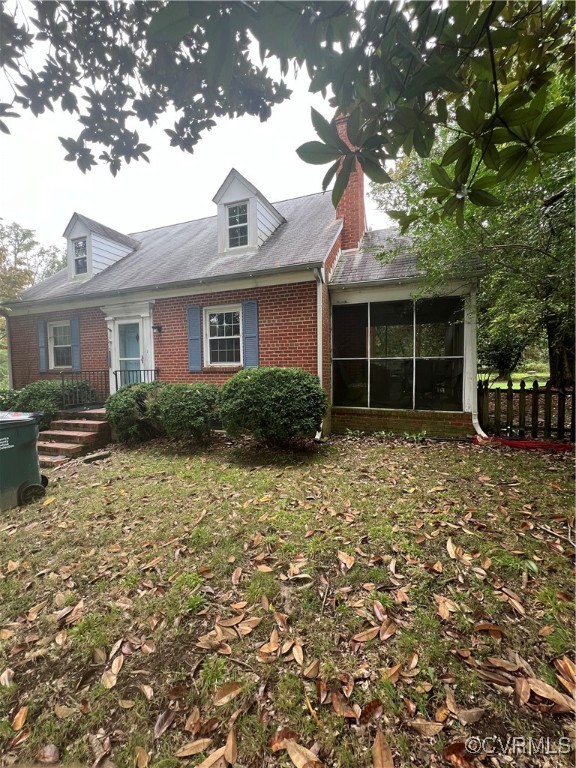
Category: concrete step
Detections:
[
  {"x1": 39, "y1": 455, "x2": 70, "y2": 468},
  {"x1": 40, "y1": 429, "x2": 99, "y2": 445},
  {"x1": 51, "y1": 419, "x2": 108, "y2": 432},
  {"x1": 37, "y1": 441, "x2": 84, "y2": 457}
]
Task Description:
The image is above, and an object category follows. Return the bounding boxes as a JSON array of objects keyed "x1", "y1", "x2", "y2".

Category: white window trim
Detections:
[
  {"x1": 73, "y1": 237, "x2": 88, "y2": 276},
  {"x1": 203, "y1": 305, "x2": 243, "y2": 367},
  {"x1": 226, "y1": 201, "x2": 249, "y2": 250},
  {"x1": 47, "y1": 320, "x2": 72, "y2": 370}
]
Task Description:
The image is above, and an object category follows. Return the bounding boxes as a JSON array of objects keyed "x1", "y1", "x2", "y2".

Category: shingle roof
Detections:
[
  {"x1": 19, "y1": 193, "x2": 341, "y2": 304},
  {"x1": 330, "y1": 227, "x2": 482, "y2": 285},
  {"x1": 69, "y1": 213, "x2": 141, "y2": 250}
]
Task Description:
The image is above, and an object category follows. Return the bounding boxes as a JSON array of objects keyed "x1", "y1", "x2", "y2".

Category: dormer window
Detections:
[
  {"x1": 228, "y1": 203, "x2": 248, "y2": 248},
  {"x1": 74, "y1": 238, "x2": 88, "y2": 275}
]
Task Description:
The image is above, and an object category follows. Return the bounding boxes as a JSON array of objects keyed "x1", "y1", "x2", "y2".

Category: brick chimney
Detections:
[{"x1": 335, "y1": 115, "x2": 366, "y2": 250}]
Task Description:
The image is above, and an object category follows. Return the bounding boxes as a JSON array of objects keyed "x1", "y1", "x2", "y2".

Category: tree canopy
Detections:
[
  {"x1": 371, "y1": 95, "x2": 575, "y2": 386},
  {"x1": 1, "y1": 1, "x2": 573, "y2": 220}
]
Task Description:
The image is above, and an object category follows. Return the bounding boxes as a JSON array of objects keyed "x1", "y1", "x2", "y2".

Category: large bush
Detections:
[
  {"x1": 219, "y1": 367, "x2": 327, "y2": 445},
  {"x1": 105, "y1": 382, "x2": 165, "y2": 442},
  {"x1": 0, "y1": 389, "x2": 19, "y2": 411},
  {"x1": 151, "y1": 383, "x2": 219, "y2": 442}
]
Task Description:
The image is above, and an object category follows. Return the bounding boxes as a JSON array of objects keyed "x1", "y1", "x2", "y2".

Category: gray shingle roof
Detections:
[
  {"x1": 330, "y1": 227, "x2": 482, "y2": 285},
  {"x1": 70, "y1": 213, "x2": 141, "y2": 250},
  {"x1": 19, "y1": 193, "x2": 340, "y2": 304}
]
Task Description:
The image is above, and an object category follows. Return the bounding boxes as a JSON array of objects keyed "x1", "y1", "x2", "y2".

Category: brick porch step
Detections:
[
  {"x1": 37, "y1": 441, "x2": 84, "y2": 457},
  {"x1": 51, "y1": 419, "x2": 108, "y2": 432},
  {"x1": 57, "y1": 408, "x2": 106, "y2": 421},
  {"x1": 39, "y1": 455, "x2": 70, "y2": 469},
  {"x1": 40, "y1": 429, "x2": 99, "y2": 445}
]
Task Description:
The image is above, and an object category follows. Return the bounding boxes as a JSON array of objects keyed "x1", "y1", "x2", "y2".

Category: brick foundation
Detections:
[{"x1": 331, "y1": 407, "x2": 474, "y2": 437}]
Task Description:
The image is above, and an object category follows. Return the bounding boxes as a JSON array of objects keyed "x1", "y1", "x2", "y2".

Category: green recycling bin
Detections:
[{"x1": 0, "y1": 412, "x2": 48, "y2": 512}]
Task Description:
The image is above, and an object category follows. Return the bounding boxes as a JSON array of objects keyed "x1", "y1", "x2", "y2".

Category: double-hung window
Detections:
[
  {"x1": 74, "y1": 238, "x2": 88, "y2": 275},
  {"x1": 48, "y1": 321, "x2": 72, "y2": 368},
  {"x1": 227, "y1": 203, "x2": 248, "y2": 248},
  {"x1": 333, "y1": 297, "x2": 464, "y2": 411},
  {"x1": 204, "y1": 307, "x2": 242, "y2": 365}
]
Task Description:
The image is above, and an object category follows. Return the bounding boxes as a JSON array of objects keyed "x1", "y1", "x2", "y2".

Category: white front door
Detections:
[{"x1": 104, "y1": 301, "x2": 155, "y2": 394}]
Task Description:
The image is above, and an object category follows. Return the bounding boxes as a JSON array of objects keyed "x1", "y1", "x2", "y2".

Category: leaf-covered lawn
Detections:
[{"x1": 0, "y1": 436, "x2": 574, "y2": 768}]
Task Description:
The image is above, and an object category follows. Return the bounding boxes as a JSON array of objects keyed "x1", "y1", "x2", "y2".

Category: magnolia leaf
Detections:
[
  {"x1": 175, "y1": 739, "x2": 213, "y2": 758},
  {"x1": 296, "y1": 141, "x2": 342, "y2": 166},
  {"x1": 135, "y1": 746, "x2": 149, "y2": 768},
  {"x1": 11, "y1": 705, "x2": 28, "y2": 731},
  {"x1": 195, "y1": 746, "x2": 227, "y2": 768},
  {"x1": 338, "y1": 550, "x2": 355, "y2": 572},
  {"x1": 409, "y1": 720, "x2": 444, "y2": 737},
  {"x1": 285, "y1": 740, "x2": 324, "y2": 768},
  {"x1": 372, "y1": 728, "x2": 394, "y2": 768},
  {"x1": 214, "y1": 681, "x2": 242, "y2": 706},
  {"x1": 224, "y1": 729, "x2": 237, "y2": 764},
  {"x1": 154, "y1": 710, "x2": 176, "y2": 740},
  {"x1": 353, "y1": 626, "x2": 380, "y2": 643}
]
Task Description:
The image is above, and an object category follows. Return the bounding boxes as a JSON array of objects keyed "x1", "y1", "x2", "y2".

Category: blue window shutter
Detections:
[
  {"x1": 70, "y1": 316, "x2": 81, "y2": 371},
  {"x1": 242, "y1": 300, "x2": 259, "y2": 368},
  {"x1": 187, "y1": 305, "x2": 202, "y2": 372},
  {"x1": 37, "y1": 320, "x2": 47, "y2": 372}
]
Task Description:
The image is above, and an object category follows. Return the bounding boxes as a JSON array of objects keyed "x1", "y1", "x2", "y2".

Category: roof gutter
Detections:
[{"x1": 329, "y1": 273, "x2": 482, "y2": 291}]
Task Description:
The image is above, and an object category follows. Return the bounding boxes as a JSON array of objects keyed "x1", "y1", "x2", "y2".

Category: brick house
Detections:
[{"x1": 6, "y1": 152, "x2": 481, "y2": 438}]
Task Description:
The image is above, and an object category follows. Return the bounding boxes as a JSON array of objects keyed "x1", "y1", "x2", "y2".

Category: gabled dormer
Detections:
[
  {"x1": 212, "y1": 169, "x2": 285, "y2": 255},
  {"x1": 63, "y1": 213, "x2": 140, "y2": 281}
]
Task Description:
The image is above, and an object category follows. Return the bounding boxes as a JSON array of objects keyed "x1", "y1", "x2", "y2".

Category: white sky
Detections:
[{"x1": 0, "y1": 60, "x2": 389, "y2": 249}]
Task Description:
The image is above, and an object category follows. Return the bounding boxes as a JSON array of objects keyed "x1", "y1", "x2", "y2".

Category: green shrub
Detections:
[
  {"x1": 105, "y1": 382, "x2": 165, "y2": 442},
  {"x1": 8, "y1": 380, "x2": 98, "y2": 429},
  {"x1": 0, "y1": 389, "x2": 18, "y2": 411},
  {"x1": 219, "y1": 367, "x2": 327, "y2": 445},
  {"x1": 151, "y1": 383, "x2": 219, "y2": 442}
]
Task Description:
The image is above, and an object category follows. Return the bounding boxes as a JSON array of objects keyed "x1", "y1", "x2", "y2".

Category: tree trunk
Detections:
[{"x1": 546, "y1": 316, "x2": 575, "y2": 387}]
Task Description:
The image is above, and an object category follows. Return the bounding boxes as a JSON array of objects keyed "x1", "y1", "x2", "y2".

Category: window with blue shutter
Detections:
[
  {"x1": 187, "y1": 305, "x2": 202, "y2": 372},
  {"x1": 242, "y1": 300, "x2": 259, "y2": 368}
]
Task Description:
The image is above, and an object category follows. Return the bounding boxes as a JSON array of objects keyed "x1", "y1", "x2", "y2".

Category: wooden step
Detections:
[
  {"x1": 37, "y1": 441, "x2": 84, "y2": 457},
  {"x1": 51, "y1": 419, "x2": 108, "y2": 432},
  {"x1": 40, "y1": 429, "x2": 99, "y2": 445}
]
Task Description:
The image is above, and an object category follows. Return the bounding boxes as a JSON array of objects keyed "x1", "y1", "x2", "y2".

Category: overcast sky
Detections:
[{"x1": 0, "y1": 53, "x2": 390, "y2": 249}]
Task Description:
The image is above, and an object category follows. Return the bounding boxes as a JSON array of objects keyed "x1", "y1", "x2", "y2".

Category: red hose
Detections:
[{"x1": 473, "y1": 435, "x2": 573, "y2": 453}]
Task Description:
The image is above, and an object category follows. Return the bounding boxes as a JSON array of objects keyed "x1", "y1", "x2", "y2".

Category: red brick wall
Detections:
[
  {"x1": 335, "y1": 116, "x2": 366, "y2": 250},
  {"x1": 152, "y1": 282, "x2": 319, "y2": 385},
  {"x1": 331, "y1": 407, "x2": 474, "y2": 438},
  {"x1": 8, "y1": 308, "x2": 108, "y2": 390}
]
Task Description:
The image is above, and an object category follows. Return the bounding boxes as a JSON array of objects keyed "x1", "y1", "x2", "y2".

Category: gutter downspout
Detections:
[
  {"x1": 468, "y1": 289, "x2": 487, "y2": 438},
  {"x1": 313, "y1": 268, "x2": 324, "y2": 440}
]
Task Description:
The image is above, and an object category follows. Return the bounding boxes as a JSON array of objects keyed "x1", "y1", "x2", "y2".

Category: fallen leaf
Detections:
[
  {"x1": 303, "y1": 659, "x2": 320, "y2": 679},
  {"x1": 379, "y1": 618, "x2": 397, "y2": 641},
  {"x1": 231, "y1": 567, "x2": 242, "y2": 585},
  {"x1": 135, "y1": 745, "x2": 149, "y2": 768},
  {"x1": 224, "y1": 729, "x2": 237, "y2": 764},
  {"x1": 409, "y1": 720, "x2": 444, "y2": 737},
  {"x1": 372, "y1": 728, "x2": 394, "y2": 768},
  {"x1": 11, "y1": 705, "x2": 28, "y2": 731},
  {"x1": 353, "y1": 626, "x2": 379, "y2": 643},
  {"x1": 111, "y1": 655, "x2": 124, "y2": 674},
  {"x1": 285, "y1": 740, "x2": 324, "y2": 768},
  {"x1": 101, "y1": 670, "x2": 117, "y2": 689},
  {"x1": 0, "y1": 668, "x2": 14, "y2": 686},
  {"x1": 457, "y1": 708, "x2": 485, "y2": 725},
  {"x1": 139, "y1": 684, "x2": 154, "y2": 700},
  {"x1": 269, "y1": 727, "x2": 299, "y2": 752},
  {"x1": 195, "y1": 746, "x2": 226, "y2": 768},
  {"x1": 35, "y1": 744, "x2": 60, "y2": 764},
  {"x1": 515, "y1": 677, "x2": 531, "y2": 706},
  {"x1": 293, "y1": 644, "x2": 304, "y2": 666},
  {"x1": 175, "y1": 739, "x2": 213, "y2": 757},
  {"x1": 338, "y1": 551, "x2": 355, "y2": 573},
  {"x1": 443, "y1": 743, "x2": 474, "y2": 768},
  {"x1": 214, "y1": 681, "x2": 242, "y2": 706},
  {"x1": 527, "y1": 677, "x2": 575, "y2": 713},
  {"x1": 360, "y1": 699, "x2": 383, "y2": 724},
  {"x1": 154, "y1": 710, "x2": 176, "y2": 739}
]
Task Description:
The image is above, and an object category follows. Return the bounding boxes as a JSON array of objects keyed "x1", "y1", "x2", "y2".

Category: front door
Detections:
[{"x1": 117, "y1": 321, "x2": 142, "y2": 387}]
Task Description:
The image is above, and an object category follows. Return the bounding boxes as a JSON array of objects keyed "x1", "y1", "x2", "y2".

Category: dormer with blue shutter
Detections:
[
  {"x1": 212, "y1": 169, "x2": 285, "y2": 255},
  {"x1": 63, "y1": 213, "x2": 140, "y2": 281}
]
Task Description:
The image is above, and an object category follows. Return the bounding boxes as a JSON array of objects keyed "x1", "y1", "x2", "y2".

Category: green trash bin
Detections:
[{"x1": 0, "y1": 412, "x2": 48, "y2": 512}]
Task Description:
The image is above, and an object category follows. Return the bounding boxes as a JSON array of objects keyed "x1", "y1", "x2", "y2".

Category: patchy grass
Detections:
[{"x1": 0, "y1": 435, "x2": 574, "y2": 767}]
